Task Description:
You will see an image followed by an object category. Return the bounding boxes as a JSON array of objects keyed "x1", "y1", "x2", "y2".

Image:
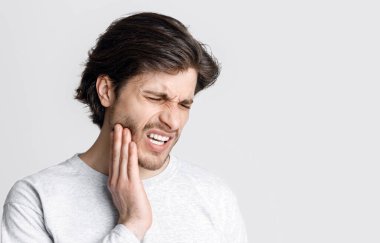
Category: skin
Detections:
[{"x1": 79, "y1": 68, "x2": 197, "y2": 240}]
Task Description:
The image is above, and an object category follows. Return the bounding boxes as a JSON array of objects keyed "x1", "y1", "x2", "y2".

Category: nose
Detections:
[{"x1": 158, "y1": 105, "x2": 182, "y2": 131}]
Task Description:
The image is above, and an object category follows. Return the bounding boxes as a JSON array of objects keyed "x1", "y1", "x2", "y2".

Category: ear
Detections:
[{"x1": 96, "y1": 75, "x2": 115, "y2": 107}]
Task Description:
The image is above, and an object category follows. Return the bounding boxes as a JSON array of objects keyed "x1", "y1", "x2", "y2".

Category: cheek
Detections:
[
  {"x1": 178, "y1": 111, "x2": 190, "y2": 129},
  {"x1": 135, "y1": 105, "x2": 163, "y2": 129},
  {"x1": 123, "y1": 98, "x2": 156, "y2": 119}
]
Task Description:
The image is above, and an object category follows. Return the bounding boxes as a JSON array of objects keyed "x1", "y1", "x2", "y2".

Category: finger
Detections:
[
  {"x1": 128, "y1": 141, "x2": 140, "y2": 182},
  {"x1": 119, "y1": 128, "x2": 131, "y2": 182},
  {"x1": 108, "y1": 130, "x2": 114, "y2": 180},
  {"x1": 110, "y1": 124, "x2": 122, "y2": 186}
]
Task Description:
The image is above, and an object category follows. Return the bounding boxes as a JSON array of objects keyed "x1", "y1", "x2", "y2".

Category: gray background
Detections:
[{"x1": 1, "y1": 0, "x2": 379, "y2": 242}]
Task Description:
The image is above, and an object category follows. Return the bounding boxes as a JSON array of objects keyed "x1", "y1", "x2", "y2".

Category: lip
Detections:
[
  {"x1": 144, "y1": 129, "x2": 176, "y2": 153},
  {"x1": 146, "y1": 129, "x2": 175, "y2": 139}
]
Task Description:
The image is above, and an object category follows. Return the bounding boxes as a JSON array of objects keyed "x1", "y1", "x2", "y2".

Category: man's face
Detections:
[{"x1": 107, "y1": 68, "x2": 197, "y2": 171}]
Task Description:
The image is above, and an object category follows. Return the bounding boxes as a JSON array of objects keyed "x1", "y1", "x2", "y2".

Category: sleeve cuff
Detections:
[{"x1": 112, "y1": 224, "x2": 140, "y2": 242}]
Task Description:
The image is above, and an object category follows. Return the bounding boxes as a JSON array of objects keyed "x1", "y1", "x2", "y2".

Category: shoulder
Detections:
[
  {"x1": 4, "y1": 154, "x2": 79, "y2": 207},
  {"x1": 175, "y1": 156, "x2": 238, "y2": 202},
  {"x1": 174, "y1": 156, "x2": 243, "y2": 228}
]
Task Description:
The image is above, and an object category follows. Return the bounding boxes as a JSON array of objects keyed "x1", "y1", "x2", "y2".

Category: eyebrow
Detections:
[{"x1": 141, "y1": 90, "x2": 194, "y2": 105}]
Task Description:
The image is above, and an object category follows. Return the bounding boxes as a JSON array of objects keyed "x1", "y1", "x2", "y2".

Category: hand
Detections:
[{"x1": 107, "y1": 124, "x2": 152, "y2": 240}]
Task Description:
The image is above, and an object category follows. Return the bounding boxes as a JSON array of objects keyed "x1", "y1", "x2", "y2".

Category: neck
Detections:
[{"x1": 79, "y1": 124, "x2": 169, "y2": 180}]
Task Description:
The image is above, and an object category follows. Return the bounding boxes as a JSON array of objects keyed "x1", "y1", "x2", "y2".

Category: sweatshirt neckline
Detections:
[{"x1": 71, "y1": 153, "x2": 179, "y2": 188}]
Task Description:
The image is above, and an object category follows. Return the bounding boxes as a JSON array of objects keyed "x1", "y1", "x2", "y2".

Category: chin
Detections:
[{"x1": 138, "y1": 153, "x2": 169, "y2": 171}]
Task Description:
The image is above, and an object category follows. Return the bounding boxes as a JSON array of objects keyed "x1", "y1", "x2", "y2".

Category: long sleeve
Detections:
[
  {"x1": 2, "y1": 179, "x2": 141, "y2": 243},
  {"x1": 2, "y1": 155, "x2": 247, "y2": 242},
  {"x1": 1, "y1": 202, "x2": 53, "y2": 242},
  {"x1": 2, "y1": 203, "x2": 141, "y2": 243},
  {"x1": 220, "y1": 187, "x2": 249, "y2": 243},
  {"x1": 225, "y1": 196, "x2": 249, "y2": 243},
  {"x1": 101, "y1": 224, "x2": 140, "y2": 243}
]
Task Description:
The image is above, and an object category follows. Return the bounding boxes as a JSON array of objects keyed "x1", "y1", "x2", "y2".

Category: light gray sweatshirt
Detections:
[{"x1": 1, "y1": 153, "x2": 248, "y2": 242}]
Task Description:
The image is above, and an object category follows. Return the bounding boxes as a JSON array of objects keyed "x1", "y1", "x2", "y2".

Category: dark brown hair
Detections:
[{"x1": 74, "y1": 12, "x2": 220, "y2": 129}]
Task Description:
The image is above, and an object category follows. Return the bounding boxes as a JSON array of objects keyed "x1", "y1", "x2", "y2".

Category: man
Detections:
[{"x1": 1, "y1": 12, "x2": 248, "y2": 242}]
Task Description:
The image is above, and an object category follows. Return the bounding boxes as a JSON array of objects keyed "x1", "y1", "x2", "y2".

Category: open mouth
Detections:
[{"x1": 147, "y1": 133, "x2": 170, "y2": 146}]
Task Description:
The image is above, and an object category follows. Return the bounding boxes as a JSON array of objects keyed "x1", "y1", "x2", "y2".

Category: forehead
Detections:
[{"x1": 129, "y1": 68, "x2": 197, "y2": 98}]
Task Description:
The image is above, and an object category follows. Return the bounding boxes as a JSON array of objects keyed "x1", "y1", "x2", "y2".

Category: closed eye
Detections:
[
  {"x1": 180, "y1": 103, "x2": 191, "y2": 109},
  {"x1": 145, "y1": 95, "x2": 192, "y2": 109},
  {"x1": 146, "y1": 96, "x2": 163, "y2": 101}
]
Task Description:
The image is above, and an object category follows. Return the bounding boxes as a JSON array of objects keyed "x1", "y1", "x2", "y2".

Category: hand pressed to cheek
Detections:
[
  {"x1": 109, "y1": 124, "x2": 139, "y2": 185},
  {"x1": 107, "y1": 123, "x2": 153, "y2": 240}
]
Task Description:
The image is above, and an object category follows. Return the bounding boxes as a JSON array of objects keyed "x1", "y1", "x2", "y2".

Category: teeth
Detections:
[
  {"x1": 150, "y1": 139, "x2": 164, "y2": 145},
  {"x1": 148, "y1": 133, "x2": 169, "y2": 142}
]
